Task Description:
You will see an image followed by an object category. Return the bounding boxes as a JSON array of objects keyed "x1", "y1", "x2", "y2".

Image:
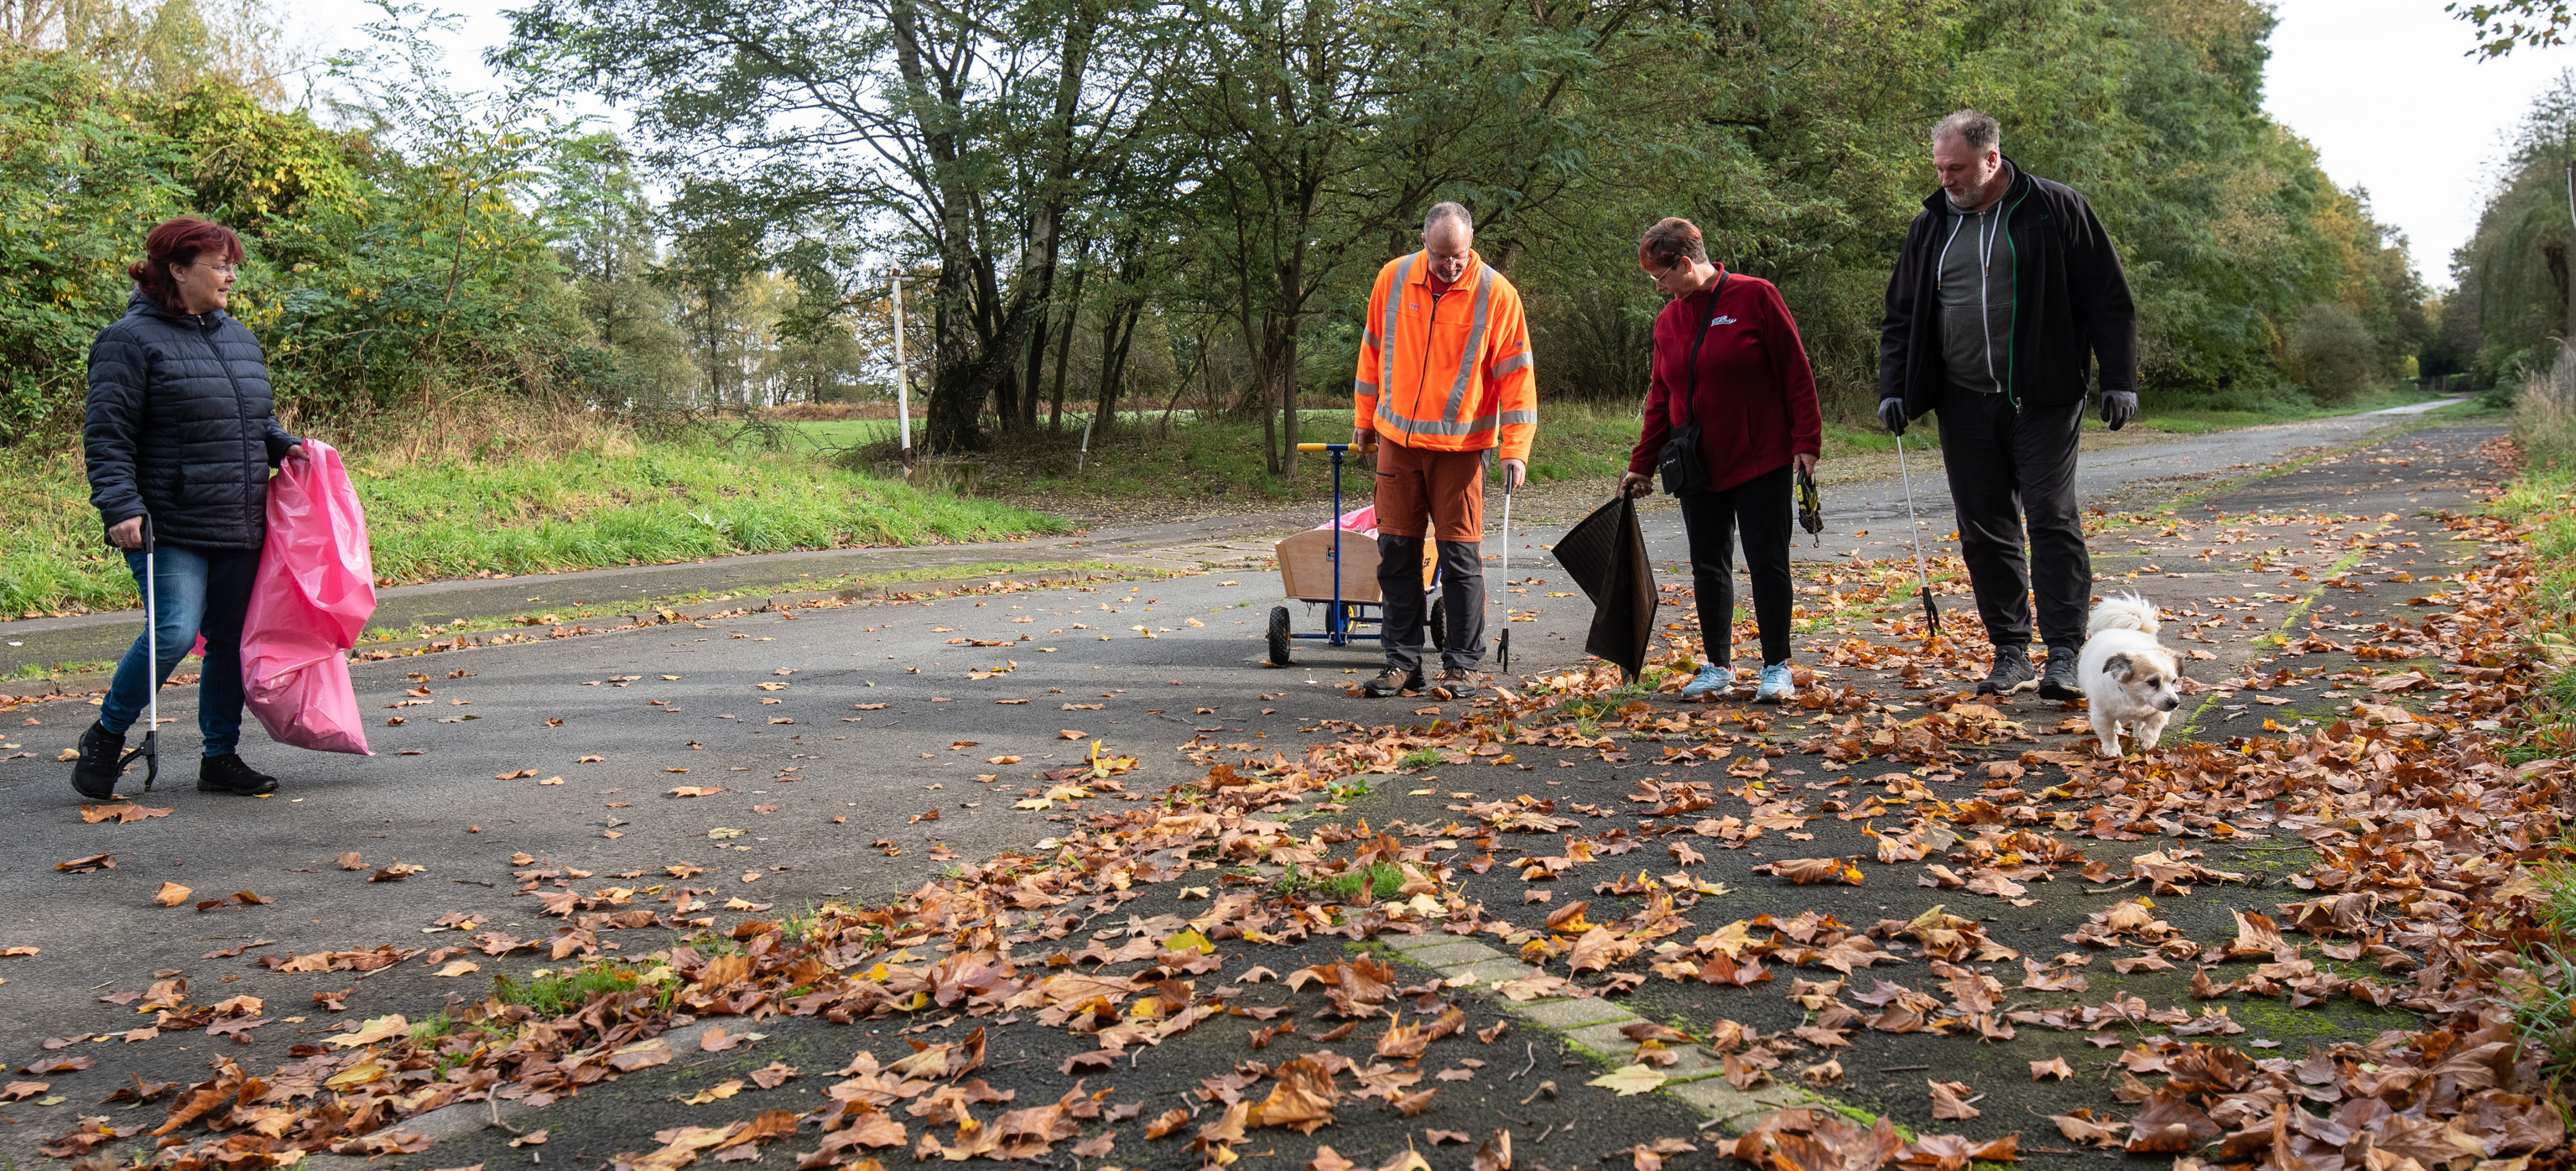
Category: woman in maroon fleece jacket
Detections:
[{"x1": 1618, "y1": 217, "x2": 1823, "y2": 703}]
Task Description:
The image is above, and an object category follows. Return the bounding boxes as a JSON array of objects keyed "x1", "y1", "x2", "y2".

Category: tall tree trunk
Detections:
[
  {"x1": 889, "y1": 0, "x2": 986, "y2": 453},
  {"x1": 1047, "y1": 253, "x2": 1090, "y2": 433},
  {"x1": 1012, "y1": 0, "x2": 1100, "y2": 434}
]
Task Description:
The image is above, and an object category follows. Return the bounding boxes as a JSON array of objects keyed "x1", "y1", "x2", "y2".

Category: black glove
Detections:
[
  {"x1": 2100, "y1": 391, "x2": 2137, "y2": 431},
  {"x1": 1877, "y1": 398, "x2": 1908, "y2": 436}
]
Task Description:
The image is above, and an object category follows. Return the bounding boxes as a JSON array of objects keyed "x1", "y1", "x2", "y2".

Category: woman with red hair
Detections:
[
  {"x1": 74, "y1": 216, "x2": 309, "y2": 800},
  {"x1": 1620, "y1": 216, "x2": 1823, "y2": 705}
]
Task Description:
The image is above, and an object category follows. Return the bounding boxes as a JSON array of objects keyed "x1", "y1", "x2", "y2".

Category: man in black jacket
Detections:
[{"x1": 1876, "y1": 109, "x2": 2136, "y2": 700}]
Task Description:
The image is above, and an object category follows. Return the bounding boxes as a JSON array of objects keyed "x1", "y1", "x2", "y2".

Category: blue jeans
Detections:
[{"x1": 98, "y1": 544, "x2": 258, "y2": 757}]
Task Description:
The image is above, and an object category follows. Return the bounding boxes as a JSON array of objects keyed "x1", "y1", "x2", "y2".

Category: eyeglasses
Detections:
[
  {"x1": 192, "y1": 262, "x2": 239, "y2": 276},
  {"x1": 1645, "y1": 258, "x2": 1681, "y2": 288}
]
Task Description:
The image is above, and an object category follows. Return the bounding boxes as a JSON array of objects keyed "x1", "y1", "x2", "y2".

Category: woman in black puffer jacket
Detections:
[{"x1": 74, "y1": 216, "x2": 308, "y2": 800}]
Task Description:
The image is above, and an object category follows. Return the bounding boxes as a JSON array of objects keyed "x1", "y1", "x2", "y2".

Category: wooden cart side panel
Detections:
[{"x1": 1275, "y1": 528, "x2": 1434, "y2": 602}]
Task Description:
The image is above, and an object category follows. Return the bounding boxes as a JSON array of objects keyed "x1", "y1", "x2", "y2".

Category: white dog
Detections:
[{"x1": 2079, "y1": 593, "x2": 2184, "y2": 757}]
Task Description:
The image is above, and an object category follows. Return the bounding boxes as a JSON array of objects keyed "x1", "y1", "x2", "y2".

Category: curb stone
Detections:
[{"x1": 1375, "y1": 929, "x2": 1829, "y2": 1135}]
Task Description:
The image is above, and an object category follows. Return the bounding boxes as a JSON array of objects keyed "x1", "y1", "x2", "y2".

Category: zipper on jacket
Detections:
[
  {"x1": 2000, "y1": 184, "x2": 2032, "y2": 409},
  {"x1": 201, "y1": 314, "x2": 258, "y2": 540},
  {"x1": 1415, "y1": 289, "x2": 1444, "y2": 411}
]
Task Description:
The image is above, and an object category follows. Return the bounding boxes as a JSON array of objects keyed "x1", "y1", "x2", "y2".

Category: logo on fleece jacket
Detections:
[{"x1": 1710, "y1": 315, "x2": 1736, "y2": 325}]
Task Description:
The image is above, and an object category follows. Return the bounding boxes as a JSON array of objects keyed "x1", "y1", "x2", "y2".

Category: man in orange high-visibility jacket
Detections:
[{"x1": 1352, "y1": 201, "x2": 1537, "y2": 698}]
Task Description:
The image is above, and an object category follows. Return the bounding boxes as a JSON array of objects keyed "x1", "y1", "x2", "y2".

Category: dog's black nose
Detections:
[{"x1": 2157, "y1": 695, "x2": 2178, "y2": 710}]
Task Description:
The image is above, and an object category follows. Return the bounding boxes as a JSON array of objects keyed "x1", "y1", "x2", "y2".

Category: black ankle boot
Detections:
[
  {"x1": 70, "y1": 721, "x2": 125, "y2": 801},
  {"x1": 198, "y1": 754, "x2": 278, "y2": 796}
]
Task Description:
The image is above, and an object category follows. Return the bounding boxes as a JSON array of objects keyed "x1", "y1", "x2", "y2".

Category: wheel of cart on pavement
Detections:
[{"x1": 1266, "y1": 606, "x2": 1292, "y2": 666}]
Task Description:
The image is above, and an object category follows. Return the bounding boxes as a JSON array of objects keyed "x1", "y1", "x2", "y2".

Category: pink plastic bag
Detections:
[
  {"x1": 1315, "y1": 504, "x2": 1376, "y2": 537},
  {"x1": 241, "y1": 440, "x2": 377, "y2": 755}
]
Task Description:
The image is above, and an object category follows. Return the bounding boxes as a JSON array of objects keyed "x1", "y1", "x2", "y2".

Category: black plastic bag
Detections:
[{"x1": 1553, "y1": 494, "x2": 1657, "y2": 680}]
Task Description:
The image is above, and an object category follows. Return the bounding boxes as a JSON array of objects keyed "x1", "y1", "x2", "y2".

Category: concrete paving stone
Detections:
[
  {"x1": 1402, "y1": 940, "x2": 1501, "y2": 968},
  {"x1": 1511, "y1": 996, "x2": 1636, "y2": 1030},
  {"x1": 1561, "y1": 1020, "x2": 1644, "y2": 1054},
  {"x1": 1666, "y1": 1077, "x2": 1809, "y2": 1130},
  {"x1": 1378, "y1": 930, "x2": 1467, "y2": 952},
  {"x1": 1443, "y1": 959, "x2": 1542, "y2": 986},
  {"x1": 1560, "y1": 1029, "x2": 1726, "y2": 1081}
]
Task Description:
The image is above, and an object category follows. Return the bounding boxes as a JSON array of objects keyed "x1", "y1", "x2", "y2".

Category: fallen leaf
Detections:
[
  {"x1": 679, "y1": 1079, "x2": 745, "y2": 1106},
  {"x1": 1927, "y1": 1079, "x2": 1980, "y2": 1121},
  {"x1": 325, "y1": 1014, "x2": 409, "y2": 1049},
  {"x1": 154, "y1": 882, "x2": 192, "y2": 907},
  {"x1": 1588, "y1": 1064, "x2": 1667, "y2": 1096}
]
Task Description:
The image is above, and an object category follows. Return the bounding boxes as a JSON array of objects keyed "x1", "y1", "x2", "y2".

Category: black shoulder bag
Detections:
[{"x1": 1656, "y1": 272, "x2": 1730, "y2": 497}]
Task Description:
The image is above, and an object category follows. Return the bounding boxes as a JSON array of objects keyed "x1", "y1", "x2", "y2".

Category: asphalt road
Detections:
[
  {"x1": 0, "y1": 398, "x2": 2472, "y2": 680},
  {"x1": 0, "y1": 406, "x2": 2490, "y2": 1168}
]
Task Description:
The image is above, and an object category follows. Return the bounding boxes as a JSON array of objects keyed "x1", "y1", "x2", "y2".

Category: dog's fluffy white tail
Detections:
[{"x1": 2088, "y1": 592, "x2": 2161, "y2": 637}]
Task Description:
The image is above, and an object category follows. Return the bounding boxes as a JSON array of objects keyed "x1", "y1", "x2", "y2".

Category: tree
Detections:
[
  {"x1": 501, "y1": 0, "x2": 1185, "y2": 454},
  {"x1": 2449, "y1": 1, "x2": 2575, "y2": 58}
]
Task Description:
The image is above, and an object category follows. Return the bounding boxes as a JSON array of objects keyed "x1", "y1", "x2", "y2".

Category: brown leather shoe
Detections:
[{"x1": 1361, "y1": 669, "x2": 1423, "y2": 697}]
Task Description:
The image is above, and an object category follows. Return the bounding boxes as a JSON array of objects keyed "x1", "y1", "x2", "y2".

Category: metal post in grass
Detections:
[
  {"x1": 892, "y1": 275, "x2": 915, "y2": 474},
  {"x1": 1077, "y1": 408, "x2": 1095, "y2": 472}
]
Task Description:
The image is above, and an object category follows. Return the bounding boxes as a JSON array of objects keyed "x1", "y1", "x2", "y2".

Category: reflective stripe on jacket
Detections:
[{"x1": 1352, "y1": 248, "x2": 1536, "y2": 461}]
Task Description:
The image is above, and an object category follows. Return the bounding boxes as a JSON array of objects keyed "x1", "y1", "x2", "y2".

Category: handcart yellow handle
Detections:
[{"x1": 1296, "y1": 441, "x2": 1376, "y2": 453}]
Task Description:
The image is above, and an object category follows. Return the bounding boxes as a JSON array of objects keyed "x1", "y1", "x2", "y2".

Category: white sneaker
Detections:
[
  {"x1": 1753, "y1": 663, "x2": 1795, "y2": 705},
  {"x1": 1679, "y1": 664, "x2": 1734, "y2": 699}
]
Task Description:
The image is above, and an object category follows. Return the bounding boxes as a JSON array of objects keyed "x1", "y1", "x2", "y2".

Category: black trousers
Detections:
[
  {"x1": 1678, "y1": 466, "x2": 1794, "y2": 668},
  {"x1": 1376, "y1": 536, "x2": 1485, "y2": 674},
  {"x1": 1933, "y1": 390, "x2": 2090, "y2": 650}
]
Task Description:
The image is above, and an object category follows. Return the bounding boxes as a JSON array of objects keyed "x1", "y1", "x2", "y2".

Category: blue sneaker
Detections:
[
  {"x1": 1679, "y1": 664, "x2": 1734, "y2": 699},
  {"x1": 1753, "y1": 663, "x2": 1795, "y2": 705}
]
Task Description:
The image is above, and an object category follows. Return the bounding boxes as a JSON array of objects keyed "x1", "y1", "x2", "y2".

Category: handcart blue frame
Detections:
[{"x1": 1267, "y1": 441, "x2": 1449, "y2": 667}]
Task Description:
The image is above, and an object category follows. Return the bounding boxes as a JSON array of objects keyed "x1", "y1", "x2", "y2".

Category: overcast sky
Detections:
[
  {"x1": 283, "y1": 0, "x2": 2573, "y2": 290},
  {"x1": 2266, "y1": 0, "x2": 2576, "y2": 287}
]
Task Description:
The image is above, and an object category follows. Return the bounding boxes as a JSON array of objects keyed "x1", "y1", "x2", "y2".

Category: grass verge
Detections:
[
  {"x1": 2490, "y1": 350, "x2": 2576, "y2": 1070},
  {"x1": 0, "y1": 437, "x2": 1069, "y2": 617}
]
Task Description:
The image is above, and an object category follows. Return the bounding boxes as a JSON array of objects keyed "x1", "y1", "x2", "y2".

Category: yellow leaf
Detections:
[
  {"x1": 1161, "y1": 928, "x2": 1215, "y2": 955},
  {"x1": 1587, "y1": 1064, "x2": 1667, "y2": 1096},
  {"x1": 325, "y1": 1014, "x2": 410, "y2": 1049},
  {"x1": 324, "y1": 1060, "x2": 387, "y2": 1089},
  {"x1": 678, "y1": 1079, "x2": 745, "y2": 1106},
  {"x1": 154, "y1": 882, "x2": 192, "y2": 907}
]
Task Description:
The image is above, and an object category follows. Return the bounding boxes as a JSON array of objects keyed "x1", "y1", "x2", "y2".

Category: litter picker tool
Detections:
[
  {"x1": 1894, "y1": 433, "x2": 1941, "y2": 638},
  {"x1": 117, "y1": 513, "x2": 159, "y2": 792},
  {"x1": 1495, "y1": 478, "x2": 1513, "y2": 671}
]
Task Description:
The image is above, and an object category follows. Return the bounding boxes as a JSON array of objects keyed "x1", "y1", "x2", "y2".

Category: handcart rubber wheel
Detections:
[
  {"x1": 1429, "y1": 596, "x2": 1447, "y2": 650},
  {"x1": 1267, "y1": 606, "x2": 1293, "y2": 666}
]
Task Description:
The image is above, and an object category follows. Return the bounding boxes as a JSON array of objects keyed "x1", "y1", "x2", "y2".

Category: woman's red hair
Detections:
[{"x1": 129, "y1": 217, "x2": 245, "y2": 310}]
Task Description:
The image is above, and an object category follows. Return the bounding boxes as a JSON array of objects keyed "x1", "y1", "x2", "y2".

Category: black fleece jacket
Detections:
[
  {"x1": 85, "y1": 290, "x2": 299, "y2": 550},
  {"x1": 1876, "y1": 158, "x2": 2137, "y2": 421}
]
